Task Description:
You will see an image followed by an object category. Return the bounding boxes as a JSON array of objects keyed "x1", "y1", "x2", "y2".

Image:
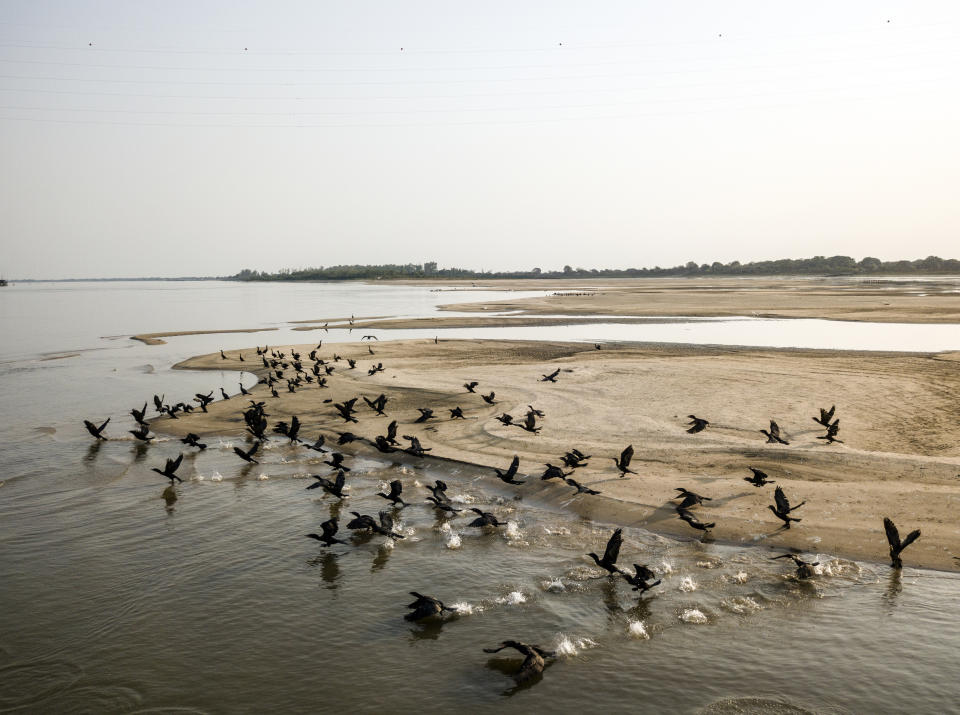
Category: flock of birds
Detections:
[{"x1": 81, "y1": 339, "x2": 940, "y2": 686}]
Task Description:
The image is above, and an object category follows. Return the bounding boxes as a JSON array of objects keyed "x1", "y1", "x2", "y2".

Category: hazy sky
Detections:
[{"x1": 1, "y1": 1, "x2": 958, "y2": 278}]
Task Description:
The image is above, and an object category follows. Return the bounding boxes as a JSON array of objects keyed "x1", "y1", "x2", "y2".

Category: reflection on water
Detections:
[{"x1": 1, "y1": 281, "x2": 959, "y2": 712}]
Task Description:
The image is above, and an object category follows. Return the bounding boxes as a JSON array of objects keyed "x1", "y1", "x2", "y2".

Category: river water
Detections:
[{"x1": 1, "y1": 281, "x2": 958, "y2": 714}]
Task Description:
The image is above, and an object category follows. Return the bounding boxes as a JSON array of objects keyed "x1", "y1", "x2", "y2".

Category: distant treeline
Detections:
[{"x1": 232, "y1": 255, "x2": 960, "y2": 281}]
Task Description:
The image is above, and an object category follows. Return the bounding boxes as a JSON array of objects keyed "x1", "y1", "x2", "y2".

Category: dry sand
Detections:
[
  {"x1": 162, "y1": 338, "x2": 960, "y2": 571},
  {"x1": 414, "y1": 276, "x2": 960, "y2": 324}
]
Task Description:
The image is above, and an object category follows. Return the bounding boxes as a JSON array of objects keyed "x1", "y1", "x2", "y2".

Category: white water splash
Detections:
[
  {"x1": 412, "y1": 479, "x2": 422, "y2": 487},
  {"x1": 450, "y1": 601, "x2": 482, "y2": 615},
  {"x1": 660, "y1": 560, "x2": 674, "y2": 574},
  {"x1": 495, "y1": 590, "x2": 527, "y2": 605},
  {"x1": 553, "y1": 633, "x2": 598, "y2": 656},
  {"x1": 504, "y1": 521, "x2": 522, "y2": 540},
  {"x1": 544, "y1": 526, "x2": 570, "y2": 536},
  {"x1": 696, "y1": 560, "x2": 721, "y2": 569},
  {"x1": 733, "y1": 571, "x2": 748, "y2": 584},
  {"x1": 543, "y1": 577, "x2": 566, "y2": 592},
  {"x1": 680, "y1": 609, "x2": 709, "y2": 624},
  {"x1": 210, "y1": 472, "x2": 223, "y2": 482},
  {"x1": 256, "y1": 473, "x2": 269, "y2": 481},
  {"x1": 191, "y1": 475, "x2": 205, "y2": 482},
  {"x1": 724, "y1": 596, "x2": 762, "y2": 614},
  {"x1": 450, "y1": 493, "x2": 475, "y2": 504},
  {"x1": 679, "y1": 576, "x2": 697, "y2": 592},
  {"x1": 217, "y1": 439, "x2": 234, "y2": 450},
  {"x1": 627, "y1": 620, "x2": 650, "y2": 639}
]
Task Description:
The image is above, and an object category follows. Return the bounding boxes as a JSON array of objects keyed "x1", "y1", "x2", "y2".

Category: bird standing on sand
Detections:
[{"x1": 883, "y1": 517, "x2": 920, "y2": 569}]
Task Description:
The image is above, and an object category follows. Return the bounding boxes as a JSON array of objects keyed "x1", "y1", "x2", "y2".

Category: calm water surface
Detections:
[{"x1": 1, "y1": 281, "x2": 958, "y2": 714}]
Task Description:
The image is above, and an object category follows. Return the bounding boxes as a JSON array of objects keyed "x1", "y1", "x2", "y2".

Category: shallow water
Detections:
[{"x1": 1, "y1": 281, "x2": 959, "y2": 713}]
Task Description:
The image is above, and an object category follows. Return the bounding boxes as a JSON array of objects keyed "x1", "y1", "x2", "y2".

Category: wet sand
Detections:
[
  {"x1": 164, "y1": 338, "x2": 960, "y2": 571},
  {"x1": 131, "y1": 327, "x2": 277, "y2": 345},
  {"x1": 410, "y1": 276, "x2": 960, "y2": 325}
]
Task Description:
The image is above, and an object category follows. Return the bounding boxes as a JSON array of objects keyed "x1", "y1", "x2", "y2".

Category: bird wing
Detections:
[
  {"x1": 379, "y1": 511, "x2": 395, "y2": 531},
  {"x1": 603, "y1": 528, "x2": 623, "y2": 564},
  {"x1": 774, "y1": 486, "x2": 789, "y2": 513},
  {"x1": 900, "y1": 529, "x2": 921, "y2": 551},
  {"x1": 621, "y1": 445, "x2": 634, "y2": 467},
  {"x1": 389, "y1": 480, "x2": 403, "y2": 498},
  {"x1": 506, "y1": 455, "x2": 519, "y2": 477},
  {"x1": 168, "y1": 453, "x2": 184, "y2": 473},
  {"x1": 769, "y1": 421, "x2": 781, "y2": 438},
  {"x1": 883, "y1": 517, "x2": 901, "y2": 548},
  {"x1": 525, "y1": 413, "x2": 536, "y2": 430},
  {"x1": 321, "y1": 519, "x2": 338, "y2": 538}
]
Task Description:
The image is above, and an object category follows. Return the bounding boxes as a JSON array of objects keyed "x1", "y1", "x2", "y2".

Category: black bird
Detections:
[
  {"x1": 287, "y1": 415, "x2": 302, "y2": 443},
  {"x1": 129, "y1": 424, "x2": 153, "y2": 442},
  {"x1": 673, "y1": 487, "x2": 712, "y2": 509},
  {"x1": 494, "y1": 455, "x2": 524, "y2": 485},
  {"x1": 84, "y1": 417, "x2": 110, "y2": 441},
  {"x1": 151, "y1": 453, "x2": 184, "y2": 483},
  {"x1": 772, "y1": 553, "x2": 818, "y2": 579},
  {"x1": 813, "y1": 405, "x2": 836, "y2": 427},
  {"x1": 677, "y1": 507, "x2": 715, "y2": 533},
  {"x1": 385, "y1": 420, "x2": 400, "y2": 445},
  {"x1": 130, "y1": 403, "x2": 148, "y2": 426},
  {"x1": 194, "y1": 391, "x2": 214, "y2": 412},
  {"x1": 761, "y1": 420, "x2": 790, "y2": 445},
  {"x1": 306, "y1": 518, "x2": 347, "y2": 546},
  {"x1": 540, "y1": 368, "x2": 561, "y2": 383},
  {"x1": 347, "y1": 511, "x2": 405, "y2": 539},
  {"x1": 306, "y1": 434, "x2": 328, "y2": 453},
  {"x1": 768, "y1": 486, "x2": 805, "y2": 528},
  {"x1": 481, "y1": 392, "x2": 496, "y2": 405},
  {"x1": 378, "y1": 479, "x2": 407, "y2": 507},
  {"x1": 364, "y1": 393, "x2": 388, "y2": 416},
  {"x1": 561, "y1": 450, "x2": 589, "y2": 469},
  {"x1": 414, "y1": 408, "x2": 435, "y2": 423},
  {"x1": 565, "y1": 477, "x2": 600, "y2": 495},
  {"x1": 495, "y1": 413, "x2": 514, "y2": 426},
  {"x1": 361, "y1": 335, "x2": 378, "y2": 341},
  {"x1": 307, "y1": 470, "x2": 347, "y2": 499},
  {"x1": 220, "y1": 387, "x2": 231, "y2": 400},
  {"x1": 153, "y1": 394, "x2": 165, "y2": 414},
  {"x1": 233, "y1": 441, "x2": 260, "y2": 464},
  {"x1": 540, "y1": 464, "x2": 570, "y2": 481},
  {"x1": 181, "y1": 433, "x2": 207, "y2": 450},
  {"x1": 426, "y1": 496, "x2": 462, "y2": 514},
  {"x1": 686, "y1": 415, "x2": 709, "y2": 434},
  {"x1": 405, "y1": 592, "x2": 455, "y2": 621},
  {"x1": 237, "y1": 353, "x2": 244, "y2": 362},
  {"x1": 613, "y1": 445, "x2": 636, "y2": 476},
  {"x1": 334, "y1": 401, "x2": 359, "y2": 424},
  {"x1": 587, "y1": 528, "x2": 623, "y2": 574},
  {"x1": 467, "y1": 508, "x2": 503, "y2": 528},
  {"x1": 744, "y1": 467, "x2": 774, "y2": 487},
  {"x1": 403, "y1": 435, "x2": 431, "y2": 457},
  {"x1": 324, "y1": 452, "x2": 350, "y2": 472},
  {"x1": 519, "y1": 412, "x2": 541, "y2": 434},
  {"x1": 884, "y1": 517, "x2": 921, "y2": 569},
  {"x1": 337, "y1": 432, "x2": 359, "y2": 445},
  {"x1": 220, "y1": 349, "x2": 227, "y2": 360},
  {"x1": 426, "y1": 479, "x2": 449, "y2": 502},
  {"x1": 618, "y1": 564, "x2": 661, "y2": 593},
  {"x1": 526, "y1": 405, "x2": 545, "y2": 418},
  {"x1": 483, "y1": 641, "x2": 555, "y2": 685},
  {"x1": 347, "y1": 359, "x2": 357, "y2": 369},
  {"x1": 464, "y1": 381, "x2": 479, "y2": 393},
  {"x1": 449, "y1": 406, "x2": 465, "y2": 419},
  {"x1": 817, "y1": 419, "x2": 843, "y2": 444}
]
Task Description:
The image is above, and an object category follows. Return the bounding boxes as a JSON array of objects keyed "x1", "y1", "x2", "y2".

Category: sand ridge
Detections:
[{"x1": 163, "y1": 338, "x2": 960, "y2": 571}]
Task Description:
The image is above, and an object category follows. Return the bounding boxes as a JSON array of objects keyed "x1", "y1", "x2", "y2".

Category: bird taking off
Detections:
[{"x1": 883, "y1": 517, "x2": 920, "y2": 569}]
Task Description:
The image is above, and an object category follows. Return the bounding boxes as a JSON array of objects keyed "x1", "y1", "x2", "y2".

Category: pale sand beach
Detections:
[{"x1": 163, "y1": 337, "x2": 960, "y2": 571}]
